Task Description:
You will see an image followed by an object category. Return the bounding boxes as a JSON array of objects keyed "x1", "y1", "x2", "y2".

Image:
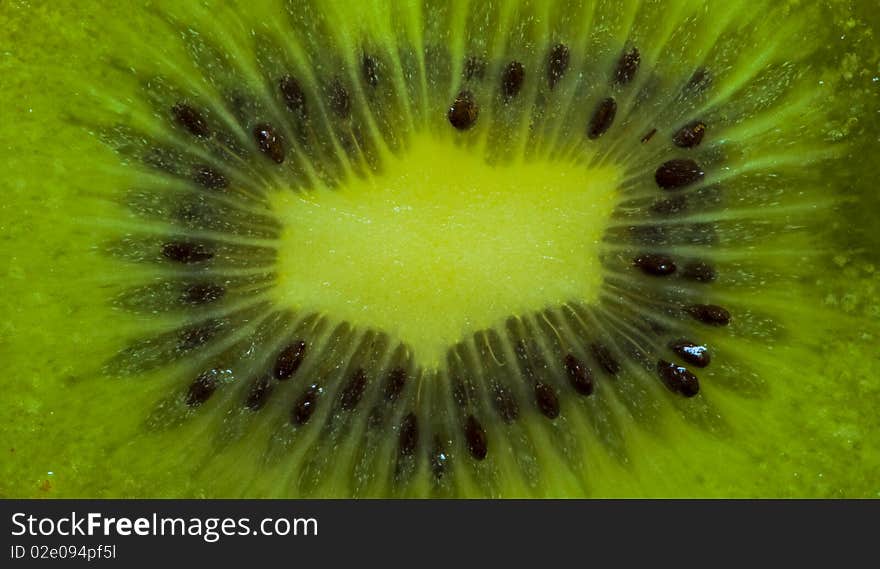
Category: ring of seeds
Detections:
[{"x1": 96, "y1": 3, "x2": 806, "y2": 498}]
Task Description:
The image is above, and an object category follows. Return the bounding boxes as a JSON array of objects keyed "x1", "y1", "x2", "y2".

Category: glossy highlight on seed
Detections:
[
  {"x1": 253, "y1": 123, "x2": 285, "y2": 164},
  {"x1": 448, "y1": 90, "x2": 479, "y2": 130},
  {"x1": 431, "y1": 436, "x2": 448, "y2": 480},
  {"x1": 656, "y1": 360, "x2": 700, "y2": 397},
  {"x1": 634, "y1": 253, "x2": 677, "y2": 276},
  {"x1": 668, "y1": 339, "x2": 711, "y2": 368},
  {"x1": 292, "y1": 385, "x2": 320, "y2": 425}
]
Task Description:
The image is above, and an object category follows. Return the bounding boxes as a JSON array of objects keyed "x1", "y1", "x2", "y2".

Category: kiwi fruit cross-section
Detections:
[{"x1": 1, "y1": 0, "x2": 879, "y2": 498}]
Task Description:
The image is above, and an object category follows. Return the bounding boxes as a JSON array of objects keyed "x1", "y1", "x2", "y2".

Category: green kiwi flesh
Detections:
[{"x1": 1, "y1": 0, "x2": 879, "y2": 498}]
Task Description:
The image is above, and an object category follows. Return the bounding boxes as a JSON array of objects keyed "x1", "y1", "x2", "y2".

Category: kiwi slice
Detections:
[{"x1": 1, "y1": 0, "x2": 878, "y2": 498}]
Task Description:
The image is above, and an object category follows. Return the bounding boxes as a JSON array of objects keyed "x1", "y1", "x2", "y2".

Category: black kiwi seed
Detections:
[
  {"x1": 682, "y1": 260, "x2": 716, "y2": 283},
  {"x1": 501, "y1": 61, "x2": 525, "y2": 99},
  {"x1": 383, "y1": 368, "x2": 407, "y2": 402},
  {"x1": 464, "y1": 415, "x2": 488, "y2": 460},
  {"x1": 161, "y1": 241, "x2": 213, "y2": 264},
  {"x1": 253, "y1": 123, "x2": 285, "y2": 164},
  {"x1": 547, "y1": 43, "x2": 570, "y2": 89},
  {"x1": 273, "y1": 340, "x2": 307, "y2": 380},
  {"x1": 398, "y1": 412, "x2": 418, "y2": 457},
  {"x1": 291, "y1": 385, "x2": 320, "y2": 426},
  {"x1": 279, "y1": 75, "x2": 307, "y2": 115},
  {"x1": 673, "y1": 120, "x2": 707, "y2": 148},
  {"x1": 656, "y1": 360, "x2": 700, "y2": 397},
  {"x1": 339, "y1": 368, "x2": 368, "y2": 411},
  {"x1": 464, "y1": 55, "x2": 486, "y2": 81},
  {"x1": 534, "y1": 383, "x2": 560, "y2": 419},
  {"x1": 588, "y1": 97, "x2": 617, "y2": 139},
  {"x1": 655, "y1": 159, "x2": 705, "y2": 190},
  {"x1": 492, "y1": 386, "x2": 519, "y2": 423},
  {"x1": 180, "y1": 283, "x2": 225, "y2": 305},
  {"x1": 192, "y1": 165, "x2": 229, "y2": 191},
  {"x1": 563, "y1": 354, "x2": 595, "y2": 395},
  {"x1": 186, "y1": 370, "x2": 218, "y2": 407},
  {"x1": 362, "y1": 54, "x2": 380, "y2": 87},
  {"x1": 448, "y1": 90, "x2": 479, "y2": 130},
  {"x1": 633, "y1": 253, "x2": 677, "y2": 276},
  {"x1": 431, "y1": 435, "x2": 448, "y2": 480},
  {"x1": 668, "y1": 339, "x2": 711, "y2": 368},
  {"x1": 329, "y1": 79, "x2": 351, "y2": 119},
  {"x1": 614, "y1": 47, "x2": 641, "y2": 85},
  {"x1": 641, "y1": 128, "x2": 657, "y2": 143},
  {"x1": 245, "y1": 375, "x2": 272, "y2": 411},
  {"x1": 686, "y1": 304, "x2": 731, "y2": 326},
  {"x1": 171, "y1": 102, "x2": 210, "y2": 137},
  {"x1": 591, "y1": 342, "x2": 620, "y2": 376}
]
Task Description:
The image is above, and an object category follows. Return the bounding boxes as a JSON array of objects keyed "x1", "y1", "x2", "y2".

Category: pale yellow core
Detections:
[{"x1": 271, "y1": 137, "x2": 620, "y2": 366}]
